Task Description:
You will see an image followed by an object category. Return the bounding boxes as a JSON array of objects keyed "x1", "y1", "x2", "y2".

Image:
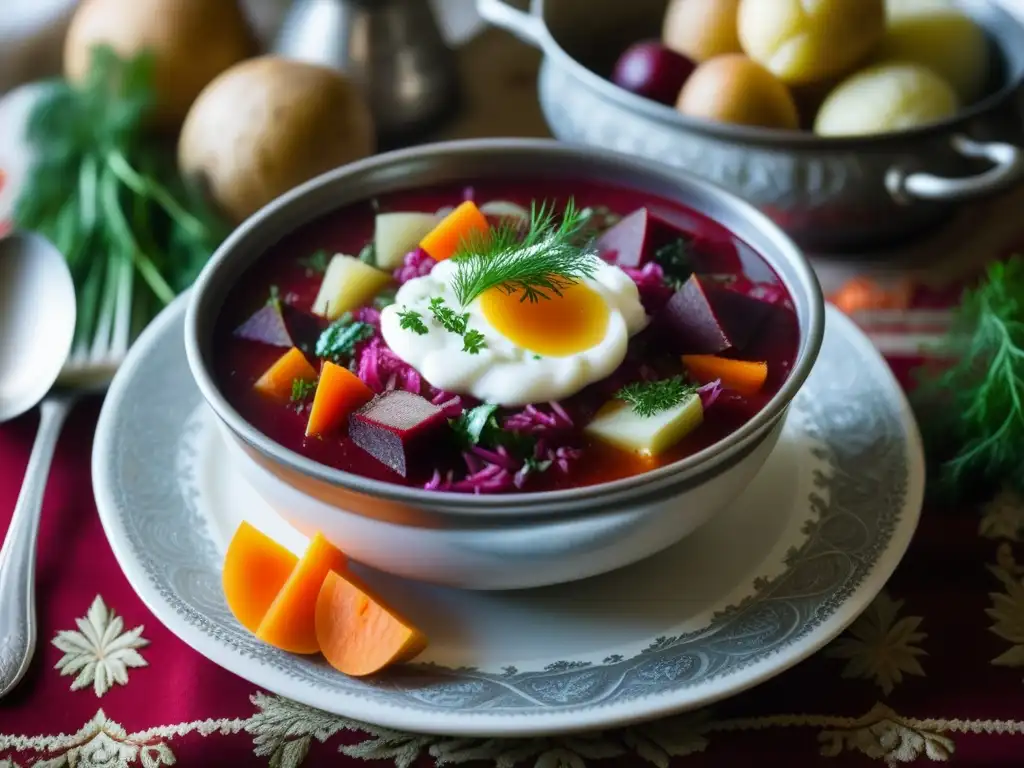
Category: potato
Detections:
[
  {"x1": 178, "y1": 56, "x2": 375, "y2": 224},
  {"x1": 814, "y1": 62, "x2": 959, "y2": 136},
  {"x1": 662, "y1": 0, "x2": 742, "y2": 63},
  {"x1": 312, "y1": 255, "x2": 392, "y2": 320},
  {"x1": 675, "y1": 55, "x2": 800, "y2": 130},
  {"x1": 876, "y1": 0, "x2": 990, "y2": 104},
  {"x1": 63, "y1": 0, "x2": 256, "y2": 129},
  {"x1": 737, "y1": 0, "x2": 885, "y2": 85},
  {"x1": 584, "y1": 395, "x2": 703, "y2": 457}
]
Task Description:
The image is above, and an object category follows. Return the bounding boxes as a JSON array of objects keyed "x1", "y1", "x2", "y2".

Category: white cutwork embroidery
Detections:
[{"x1": 52, "y1": 595, "x2": 149, "y2": 697}]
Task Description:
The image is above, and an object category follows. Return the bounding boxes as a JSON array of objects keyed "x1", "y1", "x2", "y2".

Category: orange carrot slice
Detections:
[
  {"x1": 316, "y1": 569, "x2": 428, "y2": 676},
  {"x1": 682, "y1": 354, "x2": 768, "y2": 396},
  {"x1": 253, "y1": 347, "x2": 318, "y2": 402},
  {"x1": 305, "y1": 361, "x2": 375, "y2": 437},
  {"x1": 419, "y1": 200, "x2": 490, "y2": 261},
  {"x1": 222, "y1": 522, "x2": 298, "y2": 634},
  {"x1": 255, "y1": 533, "x2": 348, "y2": 654}
]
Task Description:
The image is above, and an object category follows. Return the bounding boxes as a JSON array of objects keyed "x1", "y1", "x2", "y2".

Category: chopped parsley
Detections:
[
  {"x1": 429, "y1": 297, "x2": 469, "y2": 335},
  {"x1": 290, "y1": 378, "x2": 317, "y2": 402},
  {"x1": 299, "y1": 249, "x2": 330, "y2": 275},
  {"x1": 314, "y1": 313, "x2": 374, "y2": 361},
  {"x1": 451, "y1": 403, "x2": 500, "y2": 447},
  {"x1": 615, "y1": 376, "x2": 696, "y2": 417},
  {"x1": 654, "y1": 238, "x2": 694, "y2": 289},
  {"x1": 462, "y1": 329, "x2": 486, "y2": 355},
  {"x1": 397, "y1": 307, "x2": 429, "y2": 335}
]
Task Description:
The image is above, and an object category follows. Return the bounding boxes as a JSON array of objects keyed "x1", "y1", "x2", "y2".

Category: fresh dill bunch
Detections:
[
  {"x1": 451, "y1": 198, "x2": 602, "y2": 306},
  {"x1": 615, "y1": 376, "x2": 696, "y2": 418},
  {"x1": 913, "y1": 256, "x2": 1024, "y2": 499}
]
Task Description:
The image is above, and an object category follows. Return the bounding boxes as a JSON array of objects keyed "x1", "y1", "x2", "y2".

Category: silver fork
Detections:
[{"x1": 0, "y1": 254, "x2": 133, "y2": 697}]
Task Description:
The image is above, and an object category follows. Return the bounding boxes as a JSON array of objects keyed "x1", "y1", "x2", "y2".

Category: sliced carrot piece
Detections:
[
  {"x1": 253, "y1": 346, "x2": 318, "y2": 402},
  {"x1": 316, "y1": 569, "x2": 428, "y2": 676},
  {"x1": 255, "y1": 533, "x2": 348, "y2": 654},
  {"x1": 682, "y1": 354, "x2": 768, "y2": 396},
  {"x1": 419, "y1": 200, "x2": 490, "y2": 261},
  {"x1": 222, "y1": 522, "x2": 298, "y2": 634},
  {"x1": 305, "y1": 361, "x2": 375, "y2": 437}
]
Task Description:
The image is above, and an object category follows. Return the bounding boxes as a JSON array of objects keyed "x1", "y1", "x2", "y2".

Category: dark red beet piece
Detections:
[
  {"x1": 657, "y1": 274, "x2": 771, "y2": 354},
  {"x1": 348, "y1": 390, "x2": 449, "y2": 477},
  {"x1": 595, "y1": 207, "x2": 677, "y2": 267},
  {"x1": 234, "y1": 301, "x2": 322, "y2": 351},
  {"x1": 611, "y1": 41, "x2": 696, "y2": 105}
]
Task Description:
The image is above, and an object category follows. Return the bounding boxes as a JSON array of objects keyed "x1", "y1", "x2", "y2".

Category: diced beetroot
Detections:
[
  {"x1": 234, "y1": 301, "x2": 322, "y2": 351},
  {"x1": 657, "y1": 274, "x2": 771, "y2": 355},
  {"x1": 595, "y1": 208, "x2": 676, "y2": 268},
  {"x1": 348, "y1": 390, "x2": 449, "y2": 477}
]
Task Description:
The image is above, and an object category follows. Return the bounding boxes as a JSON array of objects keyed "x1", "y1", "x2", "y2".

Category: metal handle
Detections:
[
  {"x1": 475, "y1": 0, "x2": 552, "y2": 51},
  {"x1": 0, "y1": 395, "x2": 73, "y2": 697},
  {"x1": 887, "y1": 134, "x2": 1024, "y2": 203}
]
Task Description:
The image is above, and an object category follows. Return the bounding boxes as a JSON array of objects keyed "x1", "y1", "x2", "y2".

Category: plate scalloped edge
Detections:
[{"x1": 92, "y1": 294, "x2": 924, "y2": 737}]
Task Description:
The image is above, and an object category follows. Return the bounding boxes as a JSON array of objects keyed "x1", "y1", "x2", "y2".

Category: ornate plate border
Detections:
[{"x1": 93, "y1": 295, "x2": 924, "y2": 736}]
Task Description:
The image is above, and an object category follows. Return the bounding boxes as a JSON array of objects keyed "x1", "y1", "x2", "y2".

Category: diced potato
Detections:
[
  {"x1": 311, "y1": 254, "x2": 392, "y2": 321},
  {"x1": 584, "y1": 394, "x2": 703, "y2": 457},
  {"x1": 374, "y1": 212, "x2": 439, "y2": 270}
]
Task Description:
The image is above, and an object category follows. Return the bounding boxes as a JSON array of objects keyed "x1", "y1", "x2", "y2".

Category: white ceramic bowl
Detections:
[{"x1": 184, "y1": 139, "x2": 824, "y2": 590}]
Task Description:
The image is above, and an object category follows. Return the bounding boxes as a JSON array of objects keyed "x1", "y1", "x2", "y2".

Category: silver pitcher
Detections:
[{"x1": 273, "y1": 0, "x2": 461, "y2": 143}]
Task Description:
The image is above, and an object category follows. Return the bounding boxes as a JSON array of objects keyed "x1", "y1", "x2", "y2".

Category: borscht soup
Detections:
[{"x1": 211, "y1": 178, "x2": 799, "y2": 494}]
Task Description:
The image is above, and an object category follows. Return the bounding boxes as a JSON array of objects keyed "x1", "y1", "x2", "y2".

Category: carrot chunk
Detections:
[
  {"x1": 253, "y1": 346, "x2": 318, "y2": 402},
  {"x1": 255, "y1": 533, "x2": 348, "y2": 654},
  {"x1": 316, "y1": 569, "x2": 428, "y2": 676},
  {"x1": 682, "y1": 354, "x2": 768, "y2": 396},
  {"x1": 222, "y1": 522, "x2": 298, "y2": 634},
  {"x1": 305, "y1": 361, "x2": 375, "y2": 437},
  {"x1": 418, "y1": 200, "x2": 490, "y2": 261}
]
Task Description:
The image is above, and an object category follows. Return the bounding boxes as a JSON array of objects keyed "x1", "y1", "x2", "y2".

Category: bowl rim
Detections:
[
  {"x1": 532, "y1": 0, "x2": 1024, "y2": 146},
  {"x1": 183, "y1": 137, "x2": 825, "y2": 513}
]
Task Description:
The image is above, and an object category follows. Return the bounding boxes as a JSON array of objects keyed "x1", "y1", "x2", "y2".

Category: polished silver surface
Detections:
[
  {"x1": 476, "y1": 0, "x2": 1024, "y2": 252},
  {"x1": 0, "y1": 230, "x2": 76, "y2": 698},
  {"x1": 184, "y1": 138, "x2": 825, "y2": 520},
  {"x1": 273, "y1": 0, "x2": 461, "y2": 141}
]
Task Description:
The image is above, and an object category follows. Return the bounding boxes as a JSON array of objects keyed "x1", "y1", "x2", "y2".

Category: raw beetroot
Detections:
[
  {"x1": 657, "y1": 274, "x2": 770, "y2": 354},
  {"x1": 611, "y1": 41, "x2": 696, "y2": 105},
  {"x1": 348, "y1": 390, "x2": 450, "y2": 477}
]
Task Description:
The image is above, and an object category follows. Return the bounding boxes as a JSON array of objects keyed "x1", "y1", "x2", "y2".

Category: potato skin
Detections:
[
  {"x1": 737, "y1": 0, "x2": 886, "y2": 85},
  {"x1": 662, "y1": 0, "x2": 742, "y2": 63},
  {"x1": 876, "y1": 0, "x2": 990, "y2": 104},
  {"x1": 675, "y1": 54, "x2": 800, "y2": 130},
  {"x1": 63, "y1": 0, "x2": 256, "y2": 129},
  {"x1": 178, "y1": 56, "x2": 376, "y2": 224},
  {"x1": 814, "y1": 62, "x2": 958, "y2": 136}
]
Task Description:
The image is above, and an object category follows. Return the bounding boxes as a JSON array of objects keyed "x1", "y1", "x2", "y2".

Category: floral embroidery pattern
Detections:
[
  {"x1": 52, "y1": 595, "x2": 149, "y2": 697},
  {"x1": 3, "y1": 694, "x2": 1024, "y2": 768},
  {"x1": 980, "y1": 487, "x2": 1024, "y2": 542},
  {"x1": 987, "y1": 543, "x2": 1024, "y2": 669},
  {"x1": 825, "y1": 590, "x2": 928, "y2": 695}
]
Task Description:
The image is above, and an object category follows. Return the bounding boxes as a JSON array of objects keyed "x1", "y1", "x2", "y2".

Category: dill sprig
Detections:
[
  {"x1": 451, "y1": 198, "x2": 601, "y2": 306},
  {"x1": 616, "y1": 376, "x2": 696, "y2": 418},
  {"x1": 913, "y1": 256, "x2": 1024, "y2": 499}
]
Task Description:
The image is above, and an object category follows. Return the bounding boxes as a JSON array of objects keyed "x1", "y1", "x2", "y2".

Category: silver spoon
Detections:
[{"x1": 0, "y1": 231, "x2": 76, "y2": 696}]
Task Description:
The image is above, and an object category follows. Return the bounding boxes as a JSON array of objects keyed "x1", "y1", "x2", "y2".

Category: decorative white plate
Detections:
[{"x1": 93, "y1": 294, "x2": 924, "y2": 737}]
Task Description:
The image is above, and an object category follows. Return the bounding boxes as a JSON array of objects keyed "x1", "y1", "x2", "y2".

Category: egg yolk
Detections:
[{"x1": 480, "y1": 282, "x2": 610, "y2": 357}]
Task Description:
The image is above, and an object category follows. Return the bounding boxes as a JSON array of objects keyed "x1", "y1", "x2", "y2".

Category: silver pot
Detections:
[{"x1": 477, "y1": 0, "x2": 1024, "y2": 252}]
